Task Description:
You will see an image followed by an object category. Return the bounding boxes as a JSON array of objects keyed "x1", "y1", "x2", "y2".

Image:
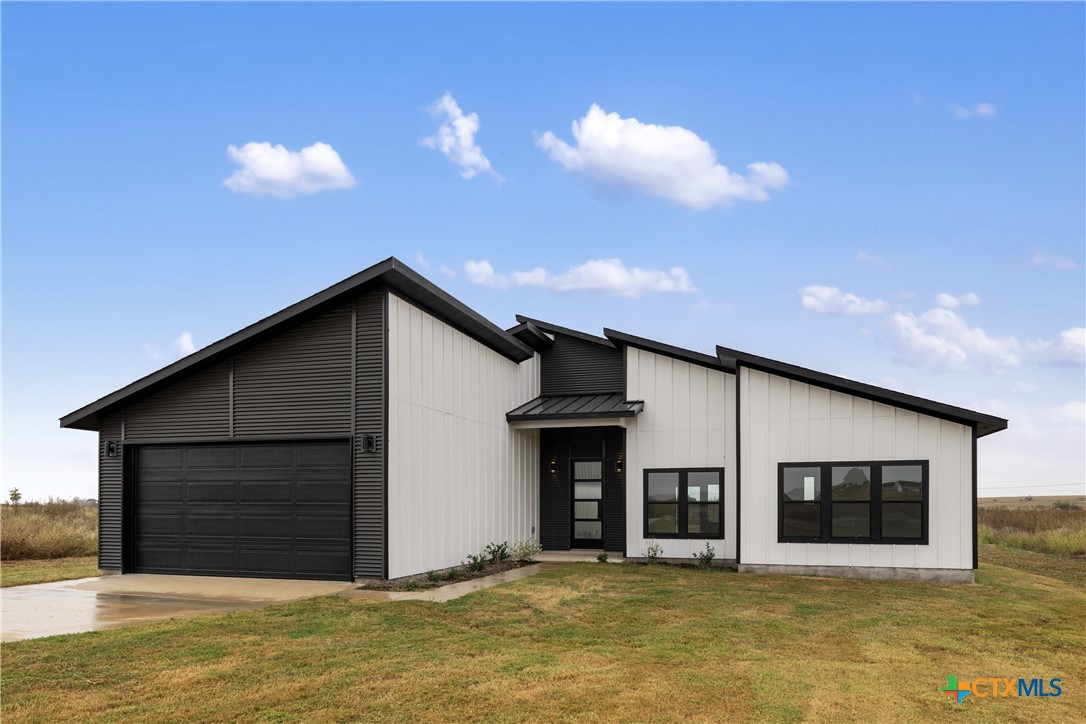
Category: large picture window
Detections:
[
  {"x1": 644, "y1": 468, "x2": 724, "y2": 539},
  {"x1": 778, "y1": 461, "x2": 928, "y2": 544}
]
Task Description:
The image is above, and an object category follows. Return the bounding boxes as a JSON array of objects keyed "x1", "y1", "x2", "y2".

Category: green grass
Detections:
[
  {"x1": 3, "y1": 553, "x2": 1083, "y2": 722},
  {"x1": 1, "y1": 557, "x2": 101, "y2": 588}
]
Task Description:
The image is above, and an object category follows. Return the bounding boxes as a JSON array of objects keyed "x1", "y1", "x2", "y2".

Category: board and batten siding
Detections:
[
  {"x1": 738, "y1": 366, "x2": 973, "y2": 571},
  {"x1": 94, "y1": 294, "x2": 386, "y2": 578},
  {"x1": 386, "y1": 292, "x2": 540, "y2": 579},
  {"x1": 624, "y1": 347, "x2": 737, "y2": 561}
]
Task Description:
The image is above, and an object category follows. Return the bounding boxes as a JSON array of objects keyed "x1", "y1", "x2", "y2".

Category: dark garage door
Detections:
[{"x1": 130, "y1": 441, "x2": 351, "y2": 580}]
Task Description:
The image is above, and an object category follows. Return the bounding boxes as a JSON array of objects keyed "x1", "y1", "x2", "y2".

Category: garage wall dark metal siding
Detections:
[
  {"x1": 233, "y1": 304, "x2": 353, "y2": 436},
  {"x1": 125, "y1": 363, "x2": 231, "y2": 439},
  {"x1": 354, "y1": 288, "x2": 386, "y2": 578},
  {"x1": 539, "y1": 426, "x2": 625, "y2": 551},
  {"x1": 540, "y1": 334, "x2": 624, "y2": 396},
  {"x1": 98, "y1": 413, "x2": 124, "y2": 570}
]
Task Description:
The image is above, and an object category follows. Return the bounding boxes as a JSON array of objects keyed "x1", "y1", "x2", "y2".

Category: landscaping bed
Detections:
[{"x1": 359, "y1": 559, "x2": 532, "y2": 591}]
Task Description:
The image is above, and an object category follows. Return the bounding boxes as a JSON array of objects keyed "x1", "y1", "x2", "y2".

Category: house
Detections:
[{"x1": 60, "y1": 257, "x2": 1008, "y2": 583}]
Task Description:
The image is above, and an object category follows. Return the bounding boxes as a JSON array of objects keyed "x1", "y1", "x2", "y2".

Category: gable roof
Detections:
[
  {"x1": 717, "y1": 346, "x2": 1009, "y2": 438},
  {"x1": 61, "y1": 257, "x2": 533, "y2": 431}
]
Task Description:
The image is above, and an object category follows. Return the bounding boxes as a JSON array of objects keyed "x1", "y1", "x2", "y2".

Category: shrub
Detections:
[
  {"x1": 693, "y1": 542, "x2": 716, "y2": 568},
  {"x1": 644, "y1": 539, "x2": 663, "y2": 564},
  {"x1": 426, "y1": 570, "x2": 440, "y2": 582},
  {"x1": 465, "y1": 553, "x2": 487, "y2": 573},
  {"x1": 978, "y1": 505, "x2": 1086, "y2": 557},
  {"x1": 1053, "y1": 500, "x2": 1075, "y2": 511},
  {"x1": 596, "y1": 552, "x2": 608, "y2": 563},
  {"x1": 443, "y1": 566, "x2": 462, "y2": 581},
  {"x1": 1, "y1": 499, "x2": 98, "y2": 560},
  {"x1": 511, "y1": 538, "x2": 542, "y2": 563},
  {"x1": 484, "y1": 541, "x2": 510, "y2": 564}
]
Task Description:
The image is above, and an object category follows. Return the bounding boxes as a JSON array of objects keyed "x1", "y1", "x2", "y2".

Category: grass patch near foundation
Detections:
[
  {"x1": 1, "y1": 557, "x2": 100, "y2": 588},
  {"x1": 3, "y1": 550, "x2": 1083, "y2": 722}
]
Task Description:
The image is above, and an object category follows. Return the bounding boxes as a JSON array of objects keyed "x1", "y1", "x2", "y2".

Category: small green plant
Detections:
[
  {"x1": 693, "y1": 542, "x2": 716, "y2": 568},
  {"x1": 1053, "y1": 500, "x2": 1075, "y2": 510},
  {"x1": 511, "y1": 538, "x2": 542, "y2": 563},
  {"x1": 596, "y1": 552, "x2": 608, "y2": 563},
  {"x1": 465, "y1": 553, "x2": 487, "y2": 572},
  {"x1": 443, "y1": 566, "x2": 462, "y2": 581},
  {"x1": 485, "y1": 541, "x2": 511, "y2": 563},
  {"x1": 403, "y1": 580, "x2": 426, "y2": 591},
  {"x1": 644, "y1": 539, "x2": 663, "y2": 564},
  {"x1": 426, "y1": 569, "x2": 440, "y2": 582}
]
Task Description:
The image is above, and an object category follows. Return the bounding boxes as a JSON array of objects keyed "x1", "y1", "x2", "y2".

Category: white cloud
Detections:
[
  {"x1": 439, "y1": 265, "x2": 457, "y2": 278},
  {"x1": 223, "y1": 142, "x2": 356, "y2": 198},
  {"x1": 142, "y1": 343, "x2": 162, "y2": 362},
  {"x1": 1052, "y1": 401, "x2": 1086, "y2": 425},
  {"x1": 463, "y1": 260, "x2": 509, "y2": 289},
  {"x1": 464, "y1": 258, "x2": 696, "y2": 298},
  {"x1": 889, "y1": 308, "x2": 1021, "y2": 372},
  {"x1": 934, "y1": 292, "x2": 980, "y2": 310},
  {"x1": 173, "y1": 332, "x2": 196, "y2": 357},
  {"x1": 951, "y1": 102, "x2": 997, "y2": 120},
  {"x1": 690, "y1": 300, "x2": 713, "y2": 313},
  {"x1": 421, "y1": 92, "x2": 500, "y2": 180},
  {"x1": 414, "y1": 251, "x2": 431, "y2": 269},
  {"x1": 799, "y1": 285, "x2": 888, "y2": 316},
  {"x1": 536, "y1": 104, "x2": 788, "y2": 210},
  {"x1": 856, "y1": 252, "x2": 889, "y2": 270},
  {"x1": 1029, "y1": 327, "x2": 1086, "y2": 366},
  {"x1": 1031, "y1": 251, "x2": 1079, "y2": 270}
]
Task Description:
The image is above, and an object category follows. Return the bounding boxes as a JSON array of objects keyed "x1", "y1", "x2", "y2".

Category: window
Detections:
[
  {"x1": 644, "y1": 468, "x2": 724, "y2": 539},
  {"x1": 778, "y1": 461, "x2": 928, "y2": 544}
]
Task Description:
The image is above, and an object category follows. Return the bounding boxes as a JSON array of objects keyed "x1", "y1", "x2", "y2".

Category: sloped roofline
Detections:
[
  {"x1": 61, "y1": 257, "x2": 533, "y2": 431},
  {"x1": 717, "y1": 345, "x2": 1008, "y2": 438},
  {"x1": 514, "y1": 315, "x2": 616, "y2": 348},
  {"x1": 603, "y1": 328, "x2": 728, "y2": 372}
]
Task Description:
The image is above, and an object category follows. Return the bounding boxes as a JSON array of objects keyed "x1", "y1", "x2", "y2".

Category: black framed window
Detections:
[
  {"x1": 644, "y1": 468, "x2": 724, "y2": 539},
  {"x1": 778, "y1": 461, "x2": 928, "y2": 544}
]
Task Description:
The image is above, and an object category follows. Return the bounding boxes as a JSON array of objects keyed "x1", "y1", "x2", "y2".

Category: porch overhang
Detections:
[{"x1": 506, "y1": 393, "x2": 644, "y2": 428}]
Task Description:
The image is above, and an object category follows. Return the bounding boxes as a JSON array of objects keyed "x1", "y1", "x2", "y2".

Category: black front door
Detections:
[{"x1": 571, "y1": 458, "x2": 604, "y2": 548}]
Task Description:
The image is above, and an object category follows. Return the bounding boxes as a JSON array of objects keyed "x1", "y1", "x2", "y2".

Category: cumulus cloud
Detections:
[
  {"x1": 536, "y1": 104, "x2": 788, "y2": 210},
  {"x1": 799, "y1": 285, "x2": 888, "y2": 316},
  {"x1": 934, "y1": 292, "x2": 981, "y2": 309},
  {"x1": 1031, "y1": 252, "x2": 1079, "y2": 270},
  {"x1": 889, "y1": 308, "x2": 1021, "y2": 372},
  {"x1": 463, "y1": 258, "x2": 696, "y2": 298},
  {"x1": 174, "y1": 332, "x2": 197, "y2": 356},
  {"x1": 421, "y1": 92, "x2": 500, "y2": 180},
  {"x1": 1029, "y1": 327, "x2": 1086, "y2": 366},
  {"x1": 951, "y1": 102, "x2": 997, "y2": 120},
  {"x1": 223, "y1": 142, "x2": 356, "y2": 198}
]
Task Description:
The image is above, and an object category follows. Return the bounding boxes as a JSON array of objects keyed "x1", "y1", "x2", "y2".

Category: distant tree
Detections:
[{"x1": 8, "y1": 488, "x2": 22, "y2": 505}]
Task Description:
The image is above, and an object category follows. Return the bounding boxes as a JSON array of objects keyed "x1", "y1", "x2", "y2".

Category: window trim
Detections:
[
  {"x1": 643, "y1": 467, "x2": 726, "y2": 540},
  {"x1": 777, "y1": 460, "x2": 929, "y2": 545}
]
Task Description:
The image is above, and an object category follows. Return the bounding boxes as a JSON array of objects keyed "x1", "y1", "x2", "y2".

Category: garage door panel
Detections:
[{"x1": 131, "y1": 441, "x2": 351, "y2": 581}]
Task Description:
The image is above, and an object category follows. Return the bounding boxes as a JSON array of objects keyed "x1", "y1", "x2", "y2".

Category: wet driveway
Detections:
[{"x1": 0, "y1": 574, "x2": 355, "y2": 642}]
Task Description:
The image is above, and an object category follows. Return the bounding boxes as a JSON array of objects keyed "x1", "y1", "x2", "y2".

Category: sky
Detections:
[{"x1": 3, "y1": 3, "x2": 1084, "y2": 502}]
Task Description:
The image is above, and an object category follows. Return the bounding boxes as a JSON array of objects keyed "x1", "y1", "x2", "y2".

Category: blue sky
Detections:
[{"x1": 3, "y1": 3, "x2": 1083, "y2": 500}]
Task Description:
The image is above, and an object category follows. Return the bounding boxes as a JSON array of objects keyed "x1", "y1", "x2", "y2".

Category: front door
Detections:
[{"x1": 571, "y1": 459, "x2": 604, "y2": 548}]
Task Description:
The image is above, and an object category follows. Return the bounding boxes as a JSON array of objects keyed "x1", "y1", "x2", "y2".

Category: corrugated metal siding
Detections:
[
  {"x1": 354, "y1": 288, "x2": 386, "y2": 579},
  {"x1": 539, "y1": 426, "x2": 625, "y2": 551},
  {"x1": 233, "y1": 304, "x2": 353, "y2": 436},
  {"x1": 124, "y1": 362, "x2": 230, "y2": 439},
  {"x1": 738, "y1": 367, "x2": 973, "y2": 570},
  {"x1": 540, "y1": 333, "x2": 623, "y2": 396},
  {"x1": 98, "y1": 413, "x2": 124, "y2": 570}
]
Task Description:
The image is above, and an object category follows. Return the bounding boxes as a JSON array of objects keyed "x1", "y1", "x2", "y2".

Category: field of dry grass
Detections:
[
  {"x1": 1, "y1": 500, "x2": 98, "y2": 561},
  {"x1": 978, "y1": 502, "x2": 1086, "y2": 557}
]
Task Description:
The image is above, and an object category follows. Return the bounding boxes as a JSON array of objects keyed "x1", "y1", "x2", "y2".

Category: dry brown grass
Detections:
[
  {"x1": 979, "y1": 504, "x2": 1086, "y2": 556},
  {"x1": 1, "y1": 500, "x2": 98, "y2": 561}
]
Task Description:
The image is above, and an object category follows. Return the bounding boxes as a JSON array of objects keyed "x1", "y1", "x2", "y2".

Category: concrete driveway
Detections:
[{"x1": 1, "y1": 574, "x2": 355, "y2": 642}]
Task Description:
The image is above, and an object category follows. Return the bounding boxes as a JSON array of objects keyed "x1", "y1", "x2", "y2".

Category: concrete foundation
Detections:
[{"x1": 738, "y1": 563, "x2": 974, "y2": 583}]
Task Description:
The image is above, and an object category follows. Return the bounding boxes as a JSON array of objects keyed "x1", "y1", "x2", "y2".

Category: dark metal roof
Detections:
[
  {"x1": 506, "y1": 394, "x2": 644, "y2": 422},
  {"x1": 603, "y1": 328, "x2": 728, "y2": 372},
  {"x1": 514, "y1": 315, "x2": 616, "y2": 348},
  {"x1": 61, "y1": 257, "x2": 534, "y2": 431},
  {"x1": 716, "y1": 346, "x2": 1009, "y2": 438},
  {"x1": 506, "y1": 320, "x2": 554, "y2": 351}
]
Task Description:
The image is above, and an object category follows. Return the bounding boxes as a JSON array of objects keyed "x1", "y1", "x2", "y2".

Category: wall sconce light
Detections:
[
  {"x1": 548, "y1": 460, "x2": 557, "y2": 475},
  {"x1": 615, "y1": 458, "x2": 623, "y2": 475},
  {"x1": 106, "y1": 441, "x2": 120, "y2": 458},
  {"x1": 360, "y1": 434, "x2": 377, "y2": 453}
]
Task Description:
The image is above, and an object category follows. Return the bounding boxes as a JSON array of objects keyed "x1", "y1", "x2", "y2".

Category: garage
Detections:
[{"x1": 129, "y1": 441, "x2": 352, "y2": 580}]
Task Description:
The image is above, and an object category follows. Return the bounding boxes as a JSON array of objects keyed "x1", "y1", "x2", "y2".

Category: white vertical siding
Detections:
[
  {"x1": 387, "y1": 293, "x2": 540, "y2": 579},
  {"x1": 739, "y1": 367, "x2": 973, "y2": 571},
  {"x1": 625, "y1": 348, "x2": 736, "y2": 560}
]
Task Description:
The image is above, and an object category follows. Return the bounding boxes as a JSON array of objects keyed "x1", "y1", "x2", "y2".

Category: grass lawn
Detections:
[
  {"x1": 2, "y1": 549, "x2": 1083, "y2": 722},
  {"x1": 1, "y1": 557, "x2": 100, "y2": 588}
]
